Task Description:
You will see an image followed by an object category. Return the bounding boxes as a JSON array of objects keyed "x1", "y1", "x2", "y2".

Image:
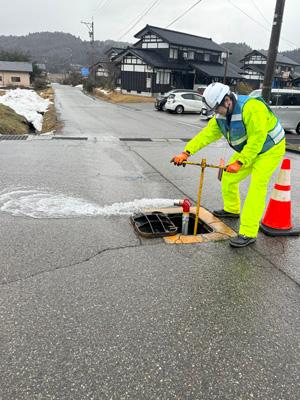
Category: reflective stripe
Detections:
[
  {"x1": 231, "y1": 113, "x2": 242, "y2": 121},
  {"x1": 273, "y1": 128, "x2": 285, "y2": 144},
  {"x1": 271, "y1": 188, "x2": 291, "y2": 202},
  {"x1": 216, "y1": 114, "x2": 226, "y2": 120},
  {"x1": 276, "y1": 170, "x2": 291, "y2": 185},
  {"x1": 269, "y1": 123, "x2": 285, "y2": 144},
  {"x1": 231, "y1": 135, "x2": 247, "y2": 146}
]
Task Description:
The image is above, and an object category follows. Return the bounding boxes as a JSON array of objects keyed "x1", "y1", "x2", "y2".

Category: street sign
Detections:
[{"x1": 81, "y1": 67, "x2": 89, "y2": 77}]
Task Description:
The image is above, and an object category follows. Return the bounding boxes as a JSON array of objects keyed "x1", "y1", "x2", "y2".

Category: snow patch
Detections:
[
  {"x1": 0, "y1": 88, "x2": 51, "y2": 131},
  {"x1": 0, "y1": 189, "x2": 177, "y2": 219}
]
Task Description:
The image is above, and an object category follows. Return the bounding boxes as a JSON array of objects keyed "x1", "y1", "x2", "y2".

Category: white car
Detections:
[
  {"x1": 249, "y1": 88, "x2": 300, "y2": 134},
  {"x1": 165, "y1": 92, "x2": 204, "y2": 114}
]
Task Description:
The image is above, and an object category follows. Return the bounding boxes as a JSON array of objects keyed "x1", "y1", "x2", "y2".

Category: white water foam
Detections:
[{"x1": 0, "y1": 189, "x2": 177, "y2": 219}]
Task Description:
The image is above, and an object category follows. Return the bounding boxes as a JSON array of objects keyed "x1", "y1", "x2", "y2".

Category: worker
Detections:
[{"x1": 171, "y1": 82, "x2": 285, "y2": 247}]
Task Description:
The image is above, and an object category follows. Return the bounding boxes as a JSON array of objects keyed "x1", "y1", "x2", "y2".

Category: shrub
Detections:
[
  {"x1": 33, "y1": 77, "x2": 49, "y2": 91},
  {"x1": 236, "y1": 81, "x2": 254, "y2": 95},
  {"x1": 83, "y1": 79, "x2": 97, "y2": 93}
]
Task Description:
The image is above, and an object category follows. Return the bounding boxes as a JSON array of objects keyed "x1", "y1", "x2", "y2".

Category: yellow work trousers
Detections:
[{"x1": 222, "y1": 140, "x2": 286, "y2": 238}]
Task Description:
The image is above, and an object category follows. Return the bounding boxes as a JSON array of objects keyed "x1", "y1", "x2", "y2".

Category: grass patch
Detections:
[
  {"x1": 37, "y1": 87, "x2": 62, "y2": 133},
  {"x1": 0, "y1": 104, "x2": 30, "y2": 134},
  {"x1": 93, "y1": 89, "x2": 155, "y2": 104}
]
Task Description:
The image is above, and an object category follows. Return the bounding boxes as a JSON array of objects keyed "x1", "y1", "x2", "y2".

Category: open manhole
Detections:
[
  {"x1": 132, "y1": 206, "x2": 237, "y2": 245},
  {"x1": 167, "y1": 213, "x2": 212, "y2": 235}
]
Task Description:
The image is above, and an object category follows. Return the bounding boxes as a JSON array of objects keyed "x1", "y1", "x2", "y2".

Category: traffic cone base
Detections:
[
  {"x1": 260, "y1": 223, "x2": 300, "y2": 237},
  {"x1": 260, "y1": 158, "x2": 300, "y2": 237}
]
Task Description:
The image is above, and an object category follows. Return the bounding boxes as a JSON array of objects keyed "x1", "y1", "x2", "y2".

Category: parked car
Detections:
[
  {"x1": 200, "y1": 105, "x2": 214, "y2": 119},
  {"x1": 155, "y1": 89, "x2": 198, "y2": 111},
  {"x1": 165, "y1": 92, "x2": 204, "y2": 114},
  {"x1": 249, "y1": 88, "x2": 300, "y2": 134}
]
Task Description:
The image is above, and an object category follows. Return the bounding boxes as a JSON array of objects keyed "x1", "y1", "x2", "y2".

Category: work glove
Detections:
[
  {"x1": 226, "y1": 160, "x2": 243, "y2": 173},
  {"x1": 170, "y1": 151, "x2": 190, "y2": 166}
]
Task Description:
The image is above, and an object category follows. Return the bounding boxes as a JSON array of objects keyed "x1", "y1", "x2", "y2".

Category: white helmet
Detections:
[{"x1": 203, "y1": 82, "x2": 230, "y2": 110}]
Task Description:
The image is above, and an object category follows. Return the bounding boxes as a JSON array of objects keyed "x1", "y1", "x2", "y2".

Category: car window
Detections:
[
  {"x1": 270, "y1": 93, "x2": 281, "y2": 105},
  {"x1": 182, "y1": 93, "x2": 194, "y2": 100},
  {"x1": 271, "y1": 93, "x2": 300, "y2": 106},
  {"x1": 193, "y1": 94, "x2": 202, "y2": 101},
  {"x1": 281, "y1": 93, "x2": 300, "y2": 106},
  {"x1": 168, "y1": 94, "x2": 175, "y2": 99}
]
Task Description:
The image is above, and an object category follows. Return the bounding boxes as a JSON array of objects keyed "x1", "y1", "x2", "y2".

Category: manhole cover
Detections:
[{"x1": 131, "y1": 212, "x2": 178, "y2": 238}]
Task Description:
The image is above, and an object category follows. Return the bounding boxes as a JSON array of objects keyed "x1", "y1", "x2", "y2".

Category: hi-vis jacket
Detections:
[{"x1": 184, "y1": 95, "x2": 285, "y2": 167}]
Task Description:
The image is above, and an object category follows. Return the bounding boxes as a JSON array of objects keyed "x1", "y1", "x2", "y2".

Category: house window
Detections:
[
  {"x1": 156, "y1": 71, "x2": 170, "y2": 85},
  {"x1": 183, "y1": 51, "x2": 188, "y2": 59},
  {"x1": 169, "y1": 48, "x2": 178, "y2": 59},
  {"x1": 204, "y1": 54, "x2": 210, "y2": 62},
  {"x1": 11, "y1": 76, "x2": 21, "y2": 82},
  {"x1": 97, "y1": 67, "x2": 108, "y2": 77},
  {"x1": 187, "y1": 51, "x2": 194, "y2": 60}
]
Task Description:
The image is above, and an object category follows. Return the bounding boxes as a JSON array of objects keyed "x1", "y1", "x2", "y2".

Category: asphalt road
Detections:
[{"x1": 0, "y1": 84, "x2": 299, "y2": 400}]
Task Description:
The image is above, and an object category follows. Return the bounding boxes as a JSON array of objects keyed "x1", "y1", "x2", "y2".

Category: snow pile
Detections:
[
  {"x1": 0, "y1": 189, "x2": 178, "y2": 219},
  {"x1": 0, "y1": 89, "x2": 51, "y2": 131}
]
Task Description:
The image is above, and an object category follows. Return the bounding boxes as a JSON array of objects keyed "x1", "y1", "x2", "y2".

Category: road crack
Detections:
[{"x1": 0, "y1": 243, "x2": 141, "y2": 287}]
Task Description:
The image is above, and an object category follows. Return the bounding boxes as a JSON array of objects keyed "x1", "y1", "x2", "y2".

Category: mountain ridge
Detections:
[{"x1": 0, "y1": 32, "x2": 299, "y2": 72}]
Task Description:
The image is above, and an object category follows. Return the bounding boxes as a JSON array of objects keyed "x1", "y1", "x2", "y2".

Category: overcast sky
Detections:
[{"x1": 1, "y1": 0, "x2": 298, "y2": 51}]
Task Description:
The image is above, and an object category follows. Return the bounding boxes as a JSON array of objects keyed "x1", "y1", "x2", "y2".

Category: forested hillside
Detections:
[
  {"x1": 0, "y1": 32, "x2": 130, "y2": 72},
  {"x1": 0, "y1": 32, "x2": 299, "y2": 73},
  {"x1": 220, "y1": 42, "x2": 253, "y2": 66}
]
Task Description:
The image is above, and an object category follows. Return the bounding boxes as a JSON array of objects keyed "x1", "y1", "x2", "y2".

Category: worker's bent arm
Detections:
[
  {"x1": 236, "y1": 99, "x2": 270, "y2": 167},
  {"x1": 184, "y1": 117, "x2": 223, "y2": 155}
]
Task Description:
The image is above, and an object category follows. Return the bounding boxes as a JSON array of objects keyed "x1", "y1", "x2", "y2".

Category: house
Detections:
[
  {"x1": 111, "y1": 25, "x2": 243, "y2": 96},
  {"x1": 89, "y1": 57, "x2": 121, "y2": 87},
  {"x1": 240, "y1": 50, "x2": 300, "y2": 89},
  {"x1": 0, "y1": 61, "x2": 33, "y2": 88}
]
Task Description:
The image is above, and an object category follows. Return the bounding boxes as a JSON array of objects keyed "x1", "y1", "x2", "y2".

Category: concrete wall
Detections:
[{"x1": 0, "y1": 71, "x2": 30, "y2": 87}]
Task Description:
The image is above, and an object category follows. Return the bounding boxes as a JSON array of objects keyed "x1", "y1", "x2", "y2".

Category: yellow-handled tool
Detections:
[{"x1": 182, "y1": 159, "x2": 226, "y2": 235}]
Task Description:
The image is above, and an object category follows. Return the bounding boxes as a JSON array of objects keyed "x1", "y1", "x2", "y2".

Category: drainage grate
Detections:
[
  {"x1": 51, "y1": 136, "x2": 88, "y2": 140},
  {"x1": 131, "y1": 212, "x2": 178, "y2": 238},
  {"x1": 120, "y1": 138, "x2": 152, "y2": 141},
  {"x1": 0, "y1": 135, "x2": 28, "y2": 140}
]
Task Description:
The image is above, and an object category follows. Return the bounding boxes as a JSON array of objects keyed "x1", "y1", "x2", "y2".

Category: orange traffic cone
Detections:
[{"x1": 260, "y1": 158, "x2": 300, "y2": 236}]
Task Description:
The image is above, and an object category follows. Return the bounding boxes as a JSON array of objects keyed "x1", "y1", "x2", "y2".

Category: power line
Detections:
[
  {"x1": 117, "y1": 0, "x2": 161, "y2": 41},
  {"x1": 227, "y1": 0, "x2": 299, "y2": 49},
  {"x1": 166, "y1": 0, "x2": 204, "y2": 29},
  {"x1": 249, "y1": 0, "x2": 270, "y2": 25},
  {"x1": 93, "y1": 0, "x2": 110, "y2": 14}
]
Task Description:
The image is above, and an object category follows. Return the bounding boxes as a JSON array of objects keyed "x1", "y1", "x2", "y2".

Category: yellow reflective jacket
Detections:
[{"x1": 184, "y1": 98, "x2": 284, "y2": 167}]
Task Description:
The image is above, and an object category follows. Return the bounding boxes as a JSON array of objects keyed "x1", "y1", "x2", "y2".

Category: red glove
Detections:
[
  {"x1": 170, "y1": 151, "x2": 190, "y2": 166},
  {"x1": 226, "y1": 160, "x2": 243, "y2": 173}
]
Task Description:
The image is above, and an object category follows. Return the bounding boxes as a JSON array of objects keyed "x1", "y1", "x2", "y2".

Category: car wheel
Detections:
[
  {"x1": 296, "y1": 122, "x2": 300, "y2": 135},
  {"x1": 175, "y1": 105, "x2": 184, "y2": 114}
]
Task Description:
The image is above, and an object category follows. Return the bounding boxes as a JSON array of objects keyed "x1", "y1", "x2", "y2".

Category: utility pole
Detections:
[
  {"x1": 262, "y1": 0, "x2": 286, "y2": 102},
  {"x1": 223, "y1": 50, "x2": 229, "y2": 85},
  {"x1": 81, "y1": 18, "x2": 96, "y2": 81}
]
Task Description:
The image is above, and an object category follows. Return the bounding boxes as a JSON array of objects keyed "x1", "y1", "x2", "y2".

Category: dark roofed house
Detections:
[
  {"x1": 110, "y1": 25, "x2": 243, "y2": 96},
  {"x1": 240, "y1": 50, "x2": 300, "y2": 89},
  {"x1": 0, "y1": 61, "x2": 33, "y2": 88}
]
